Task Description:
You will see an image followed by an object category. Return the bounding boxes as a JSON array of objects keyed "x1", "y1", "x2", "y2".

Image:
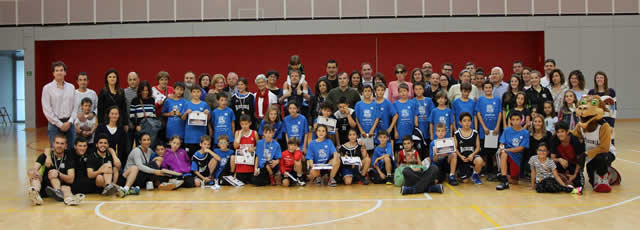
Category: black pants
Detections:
[
  {"x1": 72, "y1": 177, "x2": 96, "y2": 194},
  {"x1": 554, "y1": 162, "x2": 584, "y2": 188},
  {"x1": 480, "y1": 141, "x2": 497, "y2": 174},
  {"x1": 402, "y1": 165, "x2": 439, "y2": 193},
  {"x1": 535, "y1": 178, "x2": 573, "y2": 193},
  {"x1": 252, "y1": 168, "x2": 270, "y2": 186},
  {"x1": 586, "y1": 152, "x2": 615, "y2": 186}
]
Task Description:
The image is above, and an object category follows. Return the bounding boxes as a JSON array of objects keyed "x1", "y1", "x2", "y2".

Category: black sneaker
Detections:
[
  {"x1": 45, "y1": 186, "x2": 64, "y2": 202},
  {"x1": 448, "y1": 175, "x2": 459, "y2": 186},
  {"x1": 496, "y1": 181, "x2": 510, "y2": 190},
  {"x1": 385, "y1": 176, "x2": 393, "y2": 185},
  {"x1": 401, "y1": 186, "x2": 416, "y2": 195},
  {"x1": 362, "y1": 176, "x2": 370, "y2": 185},
  {"x1": 427, "y1": 184, "x2": 444, "y2": 193}
]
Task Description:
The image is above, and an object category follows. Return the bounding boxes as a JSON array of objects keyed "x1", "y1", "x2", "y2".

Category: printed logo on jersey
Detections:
[
  {"x1": 419, "y1": 105, "x2": 426, "y2": 115},
  {"x1": 439, "y1": 116, "x2": 446, "y2": 123},
  {"x1": 512, "y1": 137, "x2": 521, "y2": 146},
  {"x1": 487, "y1": 104, "x2": 494, "y2": 113},
  {"x1": 318, "y1": 149, "x2": 328, "y2": 160},
  {"x1": 401, "y1": 109, "x2": 410, "y2": 118},
  {"x1": 291, "y1": 125, "x2": 299, "y2": 134},
  {"x1": 220, "y1": 157, "x2": 228, "y2": 166},
  {"x1": 364, "y1": 109, "x2": 372, "y2": 118},
  {"x1": 218, "y1": 116, "x2": 226, "y2": 125}
]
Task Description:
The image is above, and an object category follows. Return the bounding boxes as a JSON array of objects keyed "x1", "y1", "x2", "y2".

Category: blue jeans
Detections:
[{"x1": 47, "y1": 123, "x2": 75, "y2": 150}]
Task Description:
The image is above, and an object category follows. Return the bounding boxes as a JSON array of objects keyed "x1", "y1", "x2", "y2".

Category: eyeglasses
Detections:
[
  {"x1": 443, "y1": 68, "x2": 453, "y2": 71},
  {"x1": 537, "y1": 149, "x2": 547, "y2": 153},
  {"x1": 395, "y1": 70, "x2": 406, "y2": 74}
]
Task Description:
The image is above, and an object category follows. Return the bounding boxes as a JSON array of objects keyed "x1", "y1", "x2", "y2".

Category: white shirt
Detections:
[
  {"x1": 540, "y1": 76, "x2": 550, "y2": 88},
  {"x1": 74, "y1": 88, "x2": 98, "y2": 114},
  {"x1": 257, "y1": 91, "x2": 278, "y2": 118},
  {"x1": 41, "y1": 80, "x2": 77, "y2": 127}
]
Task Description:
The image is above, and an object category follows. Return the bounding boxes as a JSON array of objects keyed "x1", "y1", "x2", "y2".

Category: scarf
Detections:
[{"x1": 255, "y1": 89, "x2": 270, "y2": 119}]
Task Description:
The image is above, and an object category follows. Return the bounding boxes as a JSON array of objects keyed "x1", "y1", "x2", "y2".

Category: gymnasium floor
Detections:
[{"x1": 1, "y1": 122, "x2": 639, "y2": 230}]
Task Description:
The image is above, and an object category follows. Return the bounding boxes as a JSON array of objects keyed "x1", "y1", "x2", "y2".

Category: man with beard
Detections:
[
  {"x1": 183, "y1": 71, "x2": 197, "y2": 101},
  {"x1": 27, "y1": 134, "x2": 83, "y2": 206},
  {"x1": 87, "y1": 134, "x2": 122, "y2": 196}
]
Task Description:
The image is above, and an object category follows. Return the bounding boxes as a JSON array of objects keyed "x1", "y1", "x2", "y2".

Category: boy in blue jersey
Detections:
[
  {"x1": 374, "y1": 83, "x2": 398, "y2": 141},
  {"x1": 452, "y1": 83, "x2": 477, "y2": 130},
  {"x1": 284, "y1": 102, "x2": 310, "y2": 153},
  {"x1": 371, "y1": 130, "x2": 395, "y2": 185},
  {"x1": 476, "y1": 81, "x2": 502, "y2": 181},
  {"x1": 355, "y1": 85, "x2": 380, "y2": 141},
  {"x1": 162, "y1": 82, "x2": 187, "y2": 141},
  {"x1": 210, "y1": 94, "x2": 236, "y2": 145},
  {"x1": 496, "y1": 112, "x2": 530, "y2": 190},
  {"x1": 181, "y1": 86, "x2": 210, "y2": 157},
  {"x1": 306, "y1": 125, "x2": 341, "y2": 187},
  {"x1": 191, "y1": 136, "x2": 218, "y2": 188},
  {"x1": 429, "y1": 91, "x2": 455, "y2": 140},
  {"x1": 412, "y1": 82, "x2": 434, "y2": 143},
  {"x1": 253, "y1": 124, "x2": 282, "y2": 186},
  {"x1": 393, "y1": 83, "x2": 418, "y2": 150},
  {"x1": 211, "y1": 135, "x2": 234, "y2": 188},
  {"x1": 430, "y1": 123, "x2": 459, "y2": 186}
]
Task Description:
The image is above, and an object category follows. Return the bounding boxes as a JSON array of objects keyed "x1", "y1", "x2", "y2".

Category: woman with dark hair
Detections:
[
  {"x1": 349, "y1": 71, "x2": 363, "y2": 95},
  {"x1": 410, "y1": 68, "x2": 426, "y2": 85},
  {"x1": 310, "y1": 78, "x2": 331, "y2": 121},
  {"x1": 98, "y1": 69, "x2": 129, "y2": 131},
  {"x1": 373, "y1": 73, "x2": 389, "y2": 99},
  {"x1": 568, "y1": 70, "x2": 587, "y2": 100},
  {"x1": 265, "y1": 70, "x2": 282, "y2": 100},
  {"x1": 439, "y1": 74, "x2": 451, "y2": 95},
  {"x1": 388, "y1": 64, "x2": 414, "y2": 103},
  {"x1": 501, "y1": 74, "x2": 525, "y2": 113},
  {"x1": 547, "y1": 69, "x2": 569, "y2": 112},
  {"x1": 129, "y1": 80, "x2": 159, "y2": 147},
  {"x1": 95, "y1": 106, "x2": 128, "y2": 165},
  {"x1": 198, "y1": 73, "x2": 211, "y2": 99}
]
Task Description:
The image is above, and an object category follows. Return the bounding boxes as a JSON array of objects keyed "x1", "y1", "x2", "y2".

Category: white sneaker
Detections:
[
  {"x1": 28, "y1": 187, "x2": 43, "y2": 206},
  {"x1": 211, "y1": 184, "x2": 221, "y2": 190}
]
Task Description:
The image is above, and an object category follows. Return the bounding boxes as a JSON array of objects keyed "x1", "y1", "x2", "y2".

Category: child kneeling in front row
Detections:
[
  {"x1": 529, "y1": 143, "x2": 581, "y2": 194},
  {"x1": 253, "y1": 124, "x2": 282, "y2": 186},
  {"x1": 371, "y1": 130, "x2": 395, "y2": 185},
  {"x1": 307, "y1": 124, "x2": 341, "y2": 187},
  {"x1": 191, "y1": 135, "x2": 220, "y2": 189},
  {"x1": 430, "y1": 123, "x2": 458, "y2": 186},
  {"x1": 280, "y1": 137, "x2": 306, "y2": 187}
]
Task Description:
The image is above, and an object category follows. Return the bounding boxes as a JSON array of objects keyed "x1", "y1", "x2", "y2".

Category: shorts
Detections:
[
  {"x1": 72, "y1": 177, "x2": 96, "y2": 194},
  {"x1": 252, "y1": 168, "x2": 270, "y2": 186},
  {"x1": 507, "y1": 155, "x2": 520, "y2": 180},
  {"x1": 235, "y1": 172, "x2": 253, "y2": 184},
  {"x1": 340, "y1": 166, "x2": 361, "y2": 177}
]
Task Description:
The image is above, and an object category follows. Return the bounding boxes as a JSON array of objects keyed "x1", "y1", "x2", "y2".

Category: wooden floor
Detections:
[{"x1": 2, "y1": 122, "x2": 640, "y2": 230}]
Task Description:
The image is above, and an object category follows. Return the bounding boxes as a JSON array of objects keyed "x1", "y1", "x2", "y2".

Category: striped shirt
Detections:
[{"x1": 129, "y1": 97, "x2": 156, "y2": 126}]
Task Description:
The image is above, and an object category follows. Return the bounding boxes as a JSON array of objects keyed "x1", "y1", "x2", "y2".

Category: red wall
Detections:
[{"x1": 35, "y1": 31, "x2": 544, "y2": 127}]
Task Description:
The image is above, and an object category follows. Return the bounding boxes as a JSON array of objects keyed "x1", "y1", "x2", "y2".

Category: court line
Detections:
[
  {"x1": 481, "y1": 195, "x2": 640, "y2": 230},
  {"x1": 445, "y1": 183, "x2": 464, "y2": 198},
  {"x1": 424, "y1": 193, "x2": 433, "y2": 200},
  {"x1": 94, "y1": 200, "x2": 383, "y2": 230},
  {"x1": 618, "y1": 158, "x2": 640, "y2": 166},
  {"x1": 471, "y1": 205, "x2": 501, "y2": 229},
  {"x1": 84, "y1": 197, "x2": 429, "y2": 204}
]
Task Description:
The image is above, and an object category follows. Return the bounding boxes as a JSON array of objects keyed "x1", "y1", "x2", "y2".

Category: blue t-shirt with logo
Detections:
[
  {"x1": 499, "y1": 127, "x2": 530, "y2": 167},
  {"x1": 162, "y1": 98, "x2": 187, "y2": 139},
  {"x1": 475, "y1": 96, "x2": 502, "y2": 139},
  {"x1": 355, "y1": 100, "x2": 380, "y2": 135},
  {"x1": 393, "y1": 100, "x2": 418, "y2": 143},
  {"x1": 413, "y1": 97, "x2": 434, "y2": 140},
  {"x1": 256, "y1": 139, "x2": 282, "y2": 168},
  {"x1": 212, "y1": 107, "x2": 236, "y2": 144},
  {"x1": 452, "y1": 98, "x2": 477, "y2": 129},
  {"x1": 182, "y1": 101, "x2": 210, "y2": 144},
  {"x1": 371, "y1": 141, "x2": 394, "y2": 168},
  {"x1": 375, "y1": 99, "x2": 397, "y2": 132},
  {"x1": 305, "y1": 138, "x2": 336, "y2": 164},
  {"x1": 284, "y1": 114, "x2": 309, "y2": 147},
  {"x1": 429, "y1": 107, "x2": 454, "y2": 138}
]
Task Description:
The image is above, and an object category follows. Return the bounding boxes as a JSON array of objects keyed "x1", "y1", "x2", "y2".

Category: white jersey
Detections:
[{"x1": 581, "y1": 123, "x2": 616, "y2": 162}]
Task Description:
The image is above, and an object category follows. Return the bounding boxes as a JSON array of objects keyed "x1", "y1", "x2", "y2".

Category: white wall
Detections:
[
  {"x1": 0, "y1": 55, "x2": 15, "y2": 121},
  {"x1": 0, "y1": 15, "x2": 638, "y2": 128}
]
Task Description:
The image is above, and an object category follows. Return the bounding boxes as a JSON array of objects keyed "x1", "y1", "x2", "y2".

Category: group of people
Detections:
[{"x1": 31, "y1": 56, "x2": 618, "y2": 206}]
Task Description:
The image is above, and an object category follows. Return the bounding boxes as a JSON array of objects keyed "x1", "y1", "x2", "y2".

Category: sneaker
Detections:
[
  {"x1": 269, "y1": 175, "x2": 276, "y2": 186},
  {"x1": 448, "y1": 175, "x2": 459, "y2": 186},
  {"x1": 401, "y1": 186, "x2": 416, "y2": 195},
  {"x1": 427, "y1": 184, "x2": 444, "y2": 193},
  {"x1": 459, "y1": 174, "x2": 469, "y2": 180},
  {"x1": 328, "y1": 178, "x2": 337, "y2": 187},
  {"x1": 127, "y1": 187, "x2": 140, "y2": 195},
  {"x1": 117, "y1": 187, "x2": 127, "y2": 198},
  {"x1": 171, "y1": 180, "x2": 184, "y2": 189},
  {"x1": 211, "y1": 183, "x2": 221, "y2": 190},
  {"x1": 385, "y1": 176, "x2": 393, "y2": 185},
  {"x1": 496, "y1": 181, "x2": 510, "y2": 190},
  {"x1": 296, "y1": 177, "x2": 306, "y2": 186},
  {"x1": 101, "y1": 184, "x2": 117, "y2": 196},
  {"x1": 46, "y1": 186, "x2": 64, "y2": 202},
  {"x1": 487, "y1": 173, "x2": 498, "y2": 182},
  {"x1": 158, "y1": 182, "x2": 177, "y2": 191},
  {"x1": 362, "y1": 176, "x2": 370, "y2": 185},
  {"x1": 472, "y1": 174, "x2": 482, "y2": 185},
  {"x1": 313, "y1": 177, "x2": 322, "y2": 185},
  {"x1": 28, "y1": 187, "x2": 43, "y2": 206},
  {"x1": 571, "y1": 187, "x2": 582, "y2": 195},
  {"x1": 74, "y1": 193, "x2": 86, "y2": 202},
  {"x1": 64, "y1": 196, "x2": 79, "y2": 206},
  {"x1": 206, "y1": 180, "x2": 215, "y2": 186}
]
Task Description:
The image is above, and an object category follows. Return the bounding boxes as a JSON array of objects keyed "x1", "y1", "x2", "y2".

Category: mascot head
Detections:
[{"x1": 576, "y1": 95, "x2": 609, "y2": 130}]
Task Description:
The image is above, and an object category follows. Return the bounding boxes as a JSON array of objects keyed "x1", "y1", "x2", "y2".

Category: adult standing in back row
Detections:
[
  {"x1": 388, "y1": 64, "x2": 414, "y2": 103},
  {"x1": 98, "y1": 69, "x2": 129, "y2": 132},
  {"x1": 327, "y1": 72, "x2": 361, "y2": 110},
  {"x1": 319, "y1": 60, "x2": 339, "y2": 90},
  {"x1": 42, "y1": 61, "x2": 77, "y2": 150}
]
